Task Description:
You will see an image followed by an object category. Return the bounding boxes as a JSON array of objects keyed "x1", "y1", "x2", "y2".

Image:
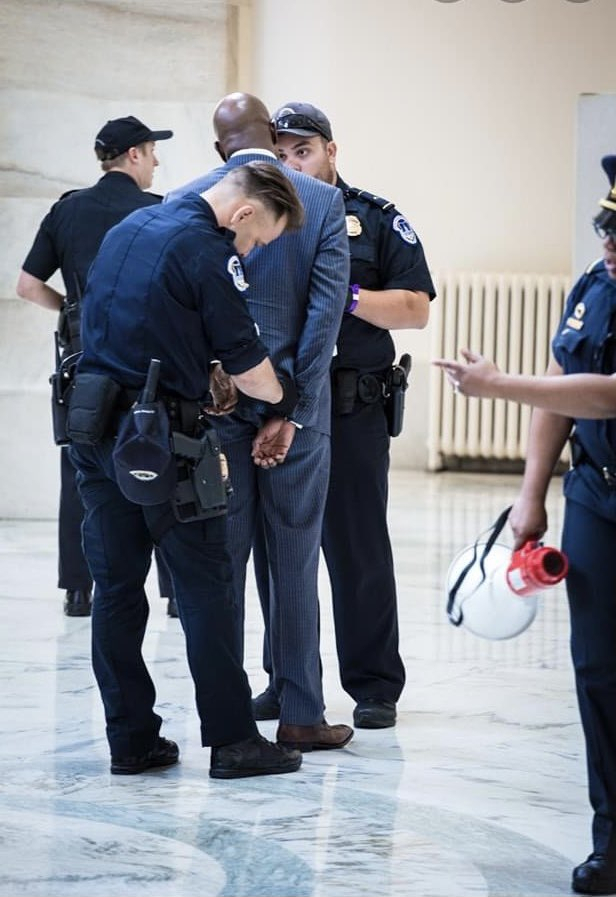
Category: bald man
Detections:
[{"x1": 167, "y1": 94, "x2": 353, "y2": 753}]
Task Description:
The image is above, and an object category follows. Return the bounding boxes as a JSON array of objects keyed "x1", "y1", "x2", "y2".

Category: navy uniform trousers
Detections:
[
  {"x1": 70, "y1": 439, "x2": 256, "y2": 758},
  {"x1": 60, "y1": 435, "x2": 174, "y2": 598},
  {"x1": 322, "y1": 400, "x2": 405, "y2": 703},
  {"x1": 218, "y1": 415, "x2": 329, "y2": 727},
  {"x1": 59, "y1": 446, "x2": 92, "y2": 591},
  {"x1": 562, "y1": 494, "x2": 616, "y2": 858}
]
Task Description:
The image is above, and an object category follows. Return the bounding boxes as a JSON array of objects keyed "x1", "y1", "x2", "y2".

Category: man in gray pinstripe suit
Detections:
[{"x1": 167, "y1": 93, "x2": 353, "y2": 752}]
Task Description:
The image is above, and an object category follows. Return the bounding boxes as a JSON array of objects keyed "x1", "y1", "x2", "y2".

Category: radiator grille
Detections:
[{"x1": 428, "y1": 272, "x2": 570, "y2": 470}]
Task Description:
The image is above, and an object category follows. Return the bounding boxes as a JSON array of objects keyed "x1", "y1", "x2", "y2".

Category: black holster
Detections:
[
  {"x1": 384, "y1": 354, "x2": 412, "y2": 438},
  {"x1": 57, "y1": 298, "x2": 82, "y2": 352},
  {"x1": 172, "y1": 426, "x2": 231, "y2": 523},
  {"x1": 50, "y1": 347, "x2": 82, "y2": 446}
]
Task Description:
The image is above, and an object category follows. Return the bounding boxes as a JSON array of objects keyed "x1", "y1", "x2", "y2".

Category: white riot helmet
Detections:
[{"x1": 446, "y1": 507, "x2": 568, "y2": 641}]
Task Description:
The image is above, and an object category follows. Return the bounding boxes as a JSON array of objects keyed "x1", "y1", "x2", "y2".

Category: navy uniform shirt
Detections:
[
  {"x1": 334, "y1": 176, "x2": 436, "y2": 372},
  {"x1": 552, "y1": 259, "x2": 616, "y2": 520},
  {"x1": 79, "y1": 194, "x2": 269, "y2": 400},
  {"x1": 21, "y1": 171, "x2": 162, "y2": 300}
]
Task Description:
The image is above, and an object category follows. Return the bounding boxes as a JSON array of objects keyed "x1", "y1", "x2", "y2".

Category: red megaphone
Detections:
[{"x1": 506, "y1": 540, "x2": 569, "y2": 597}]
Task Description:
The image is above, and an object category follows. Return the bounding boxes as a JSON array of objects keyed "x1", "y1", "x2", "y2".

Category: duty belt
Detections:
[
  {"x1": 117, "y1": 389, "x2": 204, "y2": 436},
  {"x1": 569, "y1": 434, "x2": 616, "y2": 487}
]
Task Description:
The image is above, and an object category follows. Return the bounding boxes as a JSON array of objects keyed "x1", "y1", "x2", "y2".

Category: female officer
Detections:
[{"x1": 434, "y1": 155, "x2": 616, "y2": 896}]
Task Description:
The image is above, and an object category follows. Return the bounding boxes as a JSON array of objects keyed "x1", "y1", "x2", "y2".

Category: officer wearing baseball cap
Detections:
[
  {"x1": 16, "y1": 114, "x2": 173, "y2": 617},
  {"x1": 94, "y1": 115, "x2": 173, "y2": 160},
  {"x1": 250, "y1": 101, "x2": 435, "y2": 731}
]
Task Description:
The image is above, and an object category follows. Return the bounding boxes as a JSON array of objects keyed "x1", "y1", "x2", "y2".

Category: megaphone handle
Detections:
[
  {"x1": 478, "y1": 506, "x2": 512, "y2": 581},
  {"x1": 447, "y1": 505, "x2": 513, "y2": 626}
]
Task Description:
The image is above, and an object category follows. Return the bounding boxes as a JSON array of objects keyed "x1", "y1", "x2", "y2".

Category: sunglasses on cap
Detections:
[{"x1": 274, "y1": 113, "x2": 331, "y2": 141}]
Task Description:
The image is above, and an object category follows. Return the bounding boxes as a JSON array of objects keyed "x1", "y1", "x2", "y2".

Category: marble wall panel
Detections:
[{"x1": 1, "y1": 0, "x2": 241, "y2": 518}]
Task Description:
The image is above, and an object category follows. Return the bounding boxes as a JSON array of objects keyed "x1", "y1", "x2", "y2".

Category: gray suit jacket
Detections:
[{"x1": 166, "y1": 152, "x2": 349, "y2": 434}]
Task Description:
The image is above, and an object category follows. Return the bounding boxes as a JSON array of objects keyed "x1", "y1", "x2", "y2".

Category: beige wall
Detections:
[{"x1": 249, "y1": 0, "x2": 616, "y2": 467}]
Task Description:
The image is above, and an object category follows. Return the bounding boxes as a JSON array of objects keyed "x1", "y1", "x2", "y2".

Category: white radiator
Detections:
[{"x1": 428, "y1": 272, "x2": 571, "y2": 470}]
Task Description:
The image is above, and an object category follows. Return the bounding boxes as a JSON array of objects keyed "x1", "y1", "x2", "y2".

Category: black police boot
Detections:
[
  {"x1": 111, "y1": 736, "x2": 179, "y2": 775},
  {"x1": 572, "y1": 854, "x2": 616, "y2": 895},
  {"x1": 166, "y1": 597, "x2": 179, "y2": 618},
  {"x1": 252, "y1": 685, "x2": 281, "y2": 720},
  {"x1": 353, "y1": 699, "x2": 397, "y2": 729},
  {"x1": 64, "y1": 589, "x2": 92, "y2": 617},
  {"x1": 210, "y1": 734, "x2": 301, "y2": 779}
]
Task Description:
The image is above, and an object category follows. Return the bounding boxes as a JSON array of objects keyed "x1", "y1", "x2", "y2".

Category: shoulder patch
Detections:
[
  {"x1": 392, "y1": 214, "x2": 417, "y2": 245},
  {"x1": 345, "y1": 186, "x2": 394, "y2": 212},
  {"x1": 227, "y1": 255, "x2": 249, "y2": 292}
]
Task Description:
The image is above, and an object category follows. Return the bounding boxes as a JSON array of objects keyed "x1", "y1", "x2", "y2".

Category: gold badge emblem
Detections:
[
  {"x1": 345, "y1": 214, "x2": 362, "y2": 237},
  {"x1": 565, "y1": 317, "x2": 584, "y2": 331},
  {"x1": 573, "y1": 302, "x2": 586, "y2": 320}
]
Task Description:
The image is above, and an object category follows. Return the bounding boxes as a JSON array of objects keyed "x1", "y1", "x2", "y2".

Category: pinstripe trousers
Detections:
[{"x1": 218, "y1": 416, "x2": 329, "y2": 726}]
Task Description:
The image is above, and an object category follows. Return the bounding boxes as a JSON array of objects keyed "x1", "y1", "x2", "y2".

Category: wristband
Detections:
[{"x1": 345, "y1": 283, "x2": 360, "y2": 314}]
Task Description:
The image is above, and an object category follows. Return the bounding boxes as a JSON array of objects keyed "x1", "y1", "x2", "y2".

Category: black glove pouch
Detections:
[{"x1": 65, "y1": 373, "x2": 121, "y2": 445}]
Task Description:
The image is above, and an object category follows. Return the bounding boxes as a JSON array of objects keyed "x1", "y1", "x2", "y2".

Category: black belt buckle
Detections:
[{"x1": 602, "y1": 466, "x2": 616, "y2": 487}]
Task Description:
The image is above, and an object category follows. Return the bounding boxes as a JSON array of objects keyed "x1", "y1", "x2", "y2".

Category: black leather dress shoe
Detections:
[
  {"x1": 64, "y1": 589, "x2": 92, "y2": 617},
  {"x1": 572, "y1": 854, "x2": 616, "y2": 895},
  {"x1": 252, "y1": 686, "x2": 281, "y2": 720},
  {"x1": 210, "y1": 734, "x2": 302, "y2": 779},
  {"x1": 353, "y1": 699, "x2": 396, "y2": 729},
  {"x1": 111, "y1": 736, "x2": 179, "y2": 775},
  {"x1": 166, "y1": 597, "x2": 179, "y2": 618}
]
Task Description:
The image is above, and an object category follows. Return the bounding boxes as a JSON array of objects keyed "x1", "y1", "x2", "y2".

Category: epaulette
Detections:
[
  {"x1": 59, "y1": 189, "x2": 80, "y2": 200},
  {"x1": 344, "y1": 186, "x2": 394, "y2": 212},
  {"x1": 585, "y1": 257, "x2": 605, "y2": 275}
]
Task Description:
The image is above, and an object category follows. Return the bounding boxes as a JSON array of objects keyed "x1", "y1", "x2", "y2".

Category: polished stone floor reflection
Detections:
[{"x1": 0, "y1": 472, "x2": 588, "y2": 896}]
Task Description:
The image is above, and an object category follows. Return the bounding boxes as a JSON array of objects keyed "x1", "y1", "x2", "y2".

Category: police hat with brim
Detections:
[
  {"x1": 593, "y1": 155, "x2": 616, "y2": 237},
  {"x1": 95, "y1": 115, "x2": 173, "y2": 161},
  {"x1": 273, "y1": 103, "x2": 333, "y2": 142},
  {"x1": 112, "y1": 401, "x2": 176, "y2": 506}
]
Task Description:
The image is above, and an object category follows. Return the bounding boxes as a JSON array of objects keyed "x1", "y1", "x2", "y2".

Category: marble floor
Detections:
[{"x1": 0, "y1": 471, "x2": 590, "y2": 897}]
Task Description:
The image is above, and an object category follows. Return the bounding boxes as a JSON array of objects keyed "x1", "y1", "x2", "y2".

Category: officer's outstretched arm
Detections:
[{"x1": 510, "y1": 358, "x2": 572, "y2": 550}]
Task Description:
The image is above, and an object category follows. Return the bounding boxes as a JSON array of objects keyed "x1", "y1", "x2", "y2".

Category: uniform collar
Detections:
[{"x1": 229, "y1": 148, "x2": 277, "y2": 161}]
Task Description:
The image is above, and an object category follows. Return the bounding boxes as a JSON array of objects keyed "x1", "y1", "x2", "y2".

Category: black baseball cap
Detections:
[
  {"x1": 273, "y1": 103, "x2": 333, "y2": 142},
  {"x1": 112, "y1": 401, "x2": 177, "y2": 506},
  {"x1": 94, "y1": 115, "x2": 173, "y2": 161}
]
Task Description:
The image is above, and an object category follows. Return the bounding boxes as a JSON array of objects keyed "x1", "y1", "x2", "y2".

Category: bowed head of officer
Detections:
[{"x1": 69, "y1": 160, "x2": 308, "y2": 781}]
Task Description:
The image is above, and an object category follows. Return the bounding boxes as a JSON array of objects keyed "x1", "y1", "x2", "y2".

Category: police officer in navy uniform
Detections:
[
  {"x1": 17, "y1": 115, "x2": 173, "y2": 617},
  {"x1": 251, "y1": 102, "x2": 435, "y2": 730},
  {"x1": 435, "y1": 156, "x2": 616, "y2": 896},
  {"x1": 70, "y1": 161, "x2": 306, "y2": 779}
]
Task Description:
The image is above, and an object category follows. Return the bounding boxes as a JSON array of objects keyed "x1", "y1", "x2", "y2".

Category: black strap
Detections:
[{"x1": 446, "y1": 506, "x2": 512, "y2": 626}]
